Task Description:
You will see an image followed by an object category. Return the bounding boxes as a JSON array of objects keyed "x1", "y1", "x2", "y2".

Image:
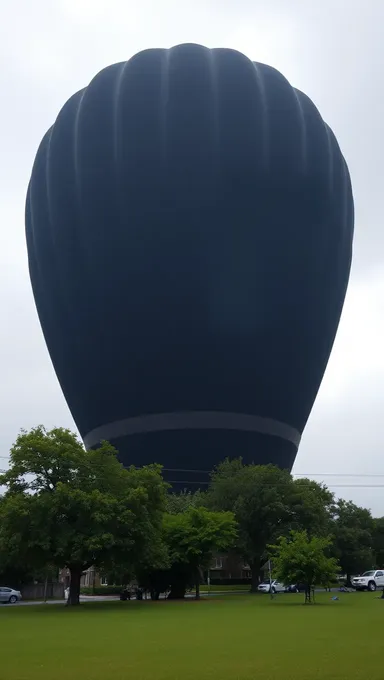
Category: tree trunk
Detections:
[
  {"x1": 43, "y1": 575, "x2": 48, "y2": 603},
  {"x1": 150, "y1": 589, "x2": 160, "y2": 600},
  {"x1": 250, "y1": 560, "x2": 261, "y2": 593},
  {"x1": 67, "y1": 566, "x2": 82, "y2": 606},
  {"x1": 346, "y1": 573, "x2": 352, "y2": 587},
  {"x1": 304, "y1": 584, "x2": 314, "y2": 604},
  {"x1": 168, "y1": 588, "x2": 186, "y2": 599},
  {"x1": 195, "y1": 569, "x2": 200, "y2": 600},
  {"x1": 168, "y1": 569, "x2": 188, "y2": 599}
]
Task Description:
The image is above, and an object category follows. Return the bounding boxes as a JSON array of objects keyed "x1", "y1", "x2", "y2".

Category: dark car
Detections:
[{"x1": 285, "y1": 583, "x2": 307, "y2": 593}]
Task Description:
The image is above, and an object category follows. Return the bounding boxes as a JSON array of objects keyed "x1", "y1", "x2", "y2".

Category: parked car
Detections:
[
  {"x1": 0, "y1": 587, "x2": 22, "y2": 604},
  {"x1": 258, "y1": 580, "x2": 285, "y2": 594},
  {"x1": 351, "y1": 570, "x2": 384, "y2": 592},
  {"x1": 285, "y1": 583, "x2": 307, "y2": 593}
]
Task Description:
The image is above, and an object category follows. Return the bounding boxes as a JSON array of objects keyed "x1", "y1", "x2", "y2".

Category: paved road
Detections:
[
  {"x1": 13, "y1": 595, "x2": 120, "y2": 606},
  {"x1": 8, "y1": 588, "x2": 345, "y2": 607}
]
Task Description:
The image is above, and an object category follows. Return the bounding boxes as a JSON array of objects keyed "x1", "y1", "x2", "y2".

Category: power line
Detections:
[
  {"x1": 1, "y1": 456, "x2": 384, "y2": 478},
  {"x1": 1, "y1": 467, "x2": 384, "y2": 488},
  {"x1": 2, "y1": 456, "x2": 384, "y2": 487},
  {"x1": 293, "y1": 473, "x2": 384, "y2": 478},
  {"x1": 167, "y1": 480, "x2": 384, "y2": 488}
]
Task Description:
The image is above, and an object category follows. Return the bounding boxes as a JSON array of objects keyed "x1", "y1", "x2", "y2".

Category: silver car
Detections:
[{"x1": 0, "y1": 586, "x2": 22, "y2": 604}]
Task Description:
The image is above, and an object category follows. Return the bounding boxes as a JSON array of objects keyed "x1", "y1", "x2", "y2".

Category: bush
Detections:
[{"x1": 80, "y1": 585, "x2": 122, "y2": 596}]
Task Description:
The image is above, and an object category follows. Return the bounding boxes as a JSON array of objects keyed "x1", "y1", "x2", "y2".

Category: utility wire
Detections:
[
  {"x1": 1, "y1": 457, "x2": 384, "y2": 487},
  {"x1": 1, "y1": 454, "x2": 384, "y2": 478}
]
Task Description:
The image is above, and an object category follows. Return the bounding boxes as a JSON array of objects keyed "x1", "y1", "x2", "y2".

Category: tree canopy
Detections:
[
  {"x1": 269, "y1": 530, "x2": 340, "y2": 603},
  {"x1": 208, "y1": 459, "x2": 336, "y2": 591},
  {"x1": 290, "y1": 478, "x2": 335, "y2": 537},
  {"x1": 166, "y1": 489, "x2": 208, "y2": 514},
  {"x1": 373, "y1": 517, "x2": 384, "y2": 568},
  {"x1": 208, "y1": 460, "x2": 292, "y2": 590},
  {"x1": 0, "y1": 426, "x2": 167, "y2": 605},
  {"x1": 331, "y1": 499, "x2": 375, "y2": 584},
  {"x1": 2, "y1": 430, "x2": 383, "y2": 605},
  {"x1": 139, "y1": 506, "x2": 237, "y2": 599}
]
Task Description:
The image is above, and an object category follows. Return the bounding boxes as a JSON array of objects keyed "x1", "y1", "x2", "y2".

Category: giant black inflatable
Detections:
[{"x1": 26, "y1": 44, "x2": 354, "y2": 488}]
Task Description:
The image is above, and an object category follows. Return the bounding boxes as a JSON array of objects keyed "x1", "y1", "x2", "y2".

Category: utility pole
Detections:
[{"x1": 43, "y1": 575, "x2": 48, "y2": 603}]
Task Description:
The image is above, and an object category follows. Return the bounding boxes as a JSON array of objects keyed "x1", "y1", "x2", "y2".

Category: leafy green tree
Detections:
[
  {"x1": 0, "y1": 426, "x2": 167, "y2": 605},
  {"x1": 290, "y1": 478, "x2": 335, "y2": 538},
  {"x1": 370, "y1": 517, "x2": 384, "y2": 599},
  {"x1": 165, "y1": 506, "x2": 237, "y2": 598},
  {"x1": 139, "y1": 506, "x2": 237, "y2": 599},
  {"x1": 0, "y1": 515, "x2": 43, "y2": 590},
  {"x1": 331, "y1": 500, "x2": 375, "y2": 585},
  {"x1": 208, "y1": 460, "x2": 297, "y2": 591},
  {"x1": 166, "y1": 489, "x2": 208, "y2": 514},
  {"x1": 208, "y1": 460, "x2": 337, "y2": 591},
  {"x1": 99, "y1": 566, "x2": 134, "y2": 589},
  {"x1": 373, "y1": 517, "x2": 384, "y2": 568},
  {"x1": 269, "y1": 530, "x2": 340, "y2": 603}
]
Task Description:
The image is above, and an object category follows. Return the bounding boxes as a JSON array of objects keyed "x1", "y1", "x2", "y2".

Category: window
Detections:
[
  {"x1": 211, "y1": 557, "x2": 223, "y2": 570},
  {"x1": 100, "y1": 575, "x2": 108, "y2": 585},
  {"x1": 376, "y1": 571, "x2": 383, "y2": 577}
]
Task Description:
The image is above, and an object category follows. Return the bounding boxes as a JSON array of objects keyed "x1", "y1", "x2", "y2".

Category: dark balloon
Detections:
[{"x1": 26, "y1": 44, "x2": 353, "y2": 488}]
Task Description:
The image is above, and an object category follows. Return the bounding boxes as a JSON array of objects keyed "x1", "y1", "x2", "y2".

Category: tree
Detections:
[
  {"x1": 0, "y1": 494, "x2": 42, "y2": 589},
  {"x1": 290, "y1": 478, "x2": 335, "y2": 538},
  {"x1": 208, "y1": 460, "x2": 299, "y2": 591},
  {"x1": 331, "y1": 500, "x2": 375, "y2": 585},
  {"x1": 373, "y1": 517, "x2": 384, "y2": 568},
  {"x1": 0, "y1": 426, "x2": 167, "y2": 605},
  {"x1": 269, "y1": 530, "x2": 340, "y2": 603},
  {"x1": 208, "y1": 460, "x2": 339, "y2": 592},
  {"x1": 166, "y1": 489, "x2": 208, "y2": 514},
  {"x1": 166, "y1": 507, "x2": 237, "y2": 599},
  {"x1": 371, "y1": 517, "x2": 384, "y2": 600},
  {"x1": 139, "y1": 506, "x2": 237, "y2": 599}
]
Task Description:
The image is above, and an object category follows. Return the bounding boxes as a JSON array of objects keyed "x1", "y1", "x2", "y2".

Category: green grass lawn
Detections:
[{"x1": 0, "y1": 593, "x2": 382, "y2": 680}]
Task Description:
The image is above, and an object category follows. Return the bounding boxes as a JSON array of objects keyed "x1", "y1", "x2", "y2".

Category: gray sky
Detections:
[{"x1": 1, "y1": 0, "x2": 383, "y2": 514}]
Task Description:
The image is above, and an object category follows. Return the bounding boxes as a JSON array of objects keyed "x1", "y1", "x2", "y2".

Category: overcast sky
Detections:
[{"x1": 1, "y1": 0, "x2": 383, "y2": 514}]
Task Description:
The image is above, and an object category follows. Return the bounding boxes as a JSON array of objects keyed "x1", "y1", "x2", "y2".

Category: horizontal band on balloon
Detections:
[{"x1": 83, "y1": 412, "x2": 301, "y2": 450}]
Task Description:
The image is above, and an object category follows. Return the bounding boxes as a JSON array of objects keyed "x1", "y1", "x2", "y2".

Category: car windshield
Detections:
[{"x1": 361, "y1": 571, "x2": 375, "y2": 576}]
